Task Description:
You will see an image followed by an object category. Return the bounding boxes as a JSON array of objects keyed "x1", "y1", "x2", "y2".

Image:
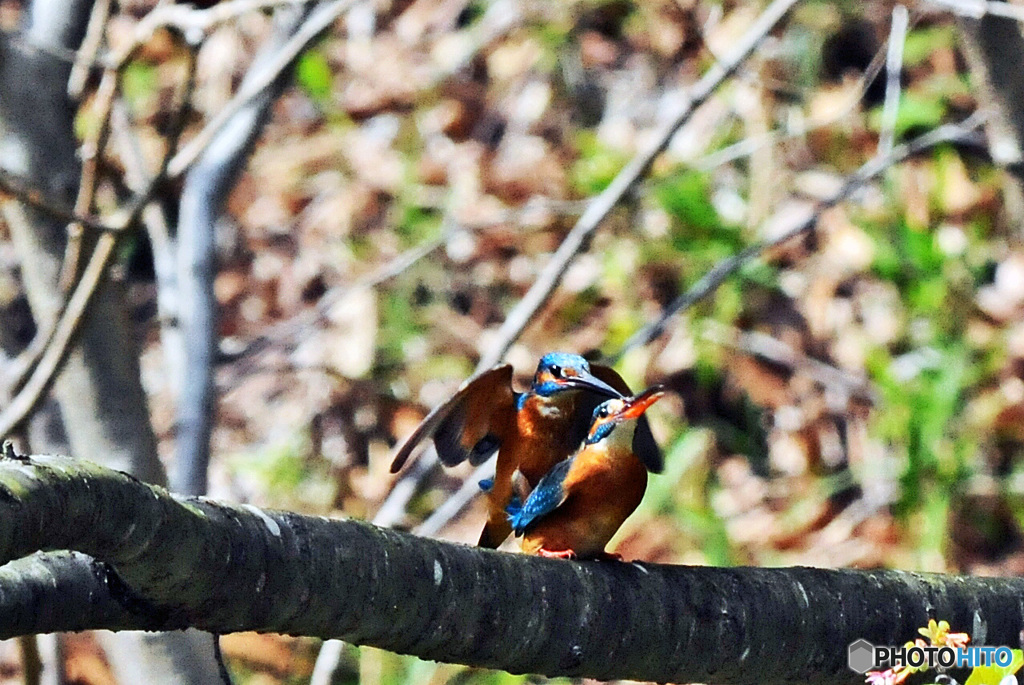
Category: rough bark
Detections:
[
  {"x1": 2, "y1": 453, "x2": 1024, "y2": 685},
  {"x1": 0, "y1": 3, "x2": 223, "y2": 681},
  {"x1": 0, "y1": 1, "x2": 163, "y2": 485}
]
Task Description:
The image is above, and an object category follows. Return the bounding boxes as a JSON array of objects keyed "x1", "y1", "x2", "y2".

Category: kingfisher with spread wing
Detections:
[
  {"x1": 506, "y1": 386, "x2": 666, "y2": 559},
  {"x1": 390, "y1": 353, "x2": 663, "y2": 548}
]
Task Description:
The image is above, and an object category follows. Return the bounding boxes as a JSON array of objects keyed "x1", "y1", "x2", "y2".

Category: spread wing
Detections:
[
  {"x1": 390, "y1": 365, "x2": 515, "y2": 473},
  {"x1": 586, "y1": 365, "x2": 664, "y2": 474},
  {"x1": 507, "y1": 458, "x2": 573, "y2": 534}
]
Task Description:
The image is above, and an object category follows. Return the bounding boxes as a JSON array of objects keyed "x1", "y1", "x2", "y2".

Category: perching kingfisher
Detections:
[
  {"x1": 390, "y1": 353, "x2": 663, "y2": 548},
  {"x1": 506, "y1": 385, "x2": 666, "y2": 559}
]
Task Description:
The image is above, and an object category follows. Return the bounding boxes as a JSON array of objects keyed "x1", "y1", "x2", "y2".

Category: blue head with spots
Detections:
[
  {"x1": 585, "y1": 386, "x2": 666, "y2": 445},
  {"x1": 529, "y1": 353, "x2": 622, "y2": 399}
]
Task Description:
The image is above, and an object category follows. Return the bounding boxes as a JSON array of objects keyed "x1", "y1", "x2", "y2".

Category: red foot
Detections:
[{"x1": 535, "y1": 549, "x2": 623, "y2": 561}]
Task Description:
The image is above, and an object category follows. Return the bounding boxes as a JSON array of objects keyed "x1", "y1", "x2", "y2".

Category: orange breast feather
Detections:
[{"x1": 521, "y1": 446, "x2": 647, "y2": 558}]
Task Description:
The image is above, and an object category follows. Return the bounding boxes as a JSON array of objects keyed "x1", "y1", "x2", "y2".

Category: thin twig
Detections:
[
  {"x1": 67, "y1": 0, "x2": 111, "y2": 100},
  {"x1": 878, "y1": 5, "x2": 909, "y2": 158},
  {"x1": 924, "y1": 0, "x2": 1024, "y2": 22},
  {"x1": 0, "y1": 232, "x2": 117, "y2": 440},
  {"x1": 609, "y1": 111, "x2": 989, "y2": 364},
  {"x1": 473, "y1": 0, "x2": 801, "y2": 373},
  {"x1": 166, "y1": 0, "x2": 360, "y2": 179},
  {"x1": 61, "y1": 60, "x2": 125, "y2": 292},
  {"x1": 232, "y1": 191, "x2": 585, "y2": 369},
  {"x1": 309, "y1": 639, "x2": 346, "y2": 685},
  {"x1": 372, "y1": 0, "x2": 802, "y2": 540},
  {"x1": 0, "y1": 27, "x2": 199, "y2": 440},
  {"x1": 0, "y1": 171, "x2": 110, "y2": 231},
  {"x1": 229, "y1": 231, "x2": 445, "y2": 370},
  {"x1": 138, "y1": 0, "x2": 321, "y2": 39},
  {"x1": 696, "y1": 35, "x2": 888, "y2": 171},
  {"x1": 414, "y1": 459, "x2": 495, "y2": 538},
  {"x1": 701, "y1": 323, "x2": 877, "y2": 404}
]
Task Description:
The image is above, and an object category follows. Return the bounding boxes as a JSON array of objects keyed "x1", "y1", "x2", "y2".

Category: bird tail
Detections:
[
  {"x1": 505, "y1": 494, "x2": 523, "y2": 518},
  {"x1": 505, "y1": 495, "x2": 530, "y2": 536}
]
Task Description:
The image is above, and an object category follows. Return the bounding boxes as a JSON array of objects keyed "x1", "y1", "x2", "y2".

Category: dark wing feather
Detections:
[
  {"x1": 508, "y1": 459, "x2": 573, "y2": 534},
  {"x1": 589, "y1": 365, "x2": 664, "y2": 473},
  {"x1": 390, "y1": 365, "x2": 515, "y2": 473}
]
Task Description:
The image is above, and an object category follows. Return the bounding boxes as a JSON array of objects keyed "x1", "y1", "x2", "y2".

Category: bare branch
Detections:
[
  {"x1": 172, "y1": 5, "x2": 312, "y2": 496},
  {"x1": 0, "y1": 169, "x2": 111, "y2": 232},
  {"x1": 66, "y1": 0, "x2": 111, "y2": 100},
  {"x1": 696, "y1": 42, "x2": 888, "y2": 171},
  {"x1": 701, "y1": 322, "x2": 877, "y2": 405},
  {"x1": 166, "y1": 0, "x2": 360, "y2": 179},
  {"x1": 474, "y1": 0, "x2": 801, "y2": 372},
  {"x1": 925, "y1": 0, "x2": 1024, "y2": 22},
  {"x1": 878, "y1": 5, "x2": 909, "y2": 158},
  {"x1": 609, "y1": 111, "x2": 988, "y2": 363},
  {"x1": 414, "y1": 459, "x2": 494, "y2": 538},
  {"x1": 139, "y1": 0, "x2": 321, "y2": 38},
  {"x1": 0, "y1": 232, "x2": 117, "y2": 440}
]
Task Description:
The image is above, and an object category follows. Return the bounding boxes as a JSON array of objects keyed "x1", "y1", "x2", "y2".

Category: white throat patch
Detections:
[{"x1": 535, "y1": 401, "x2": 564, "y2": 419}]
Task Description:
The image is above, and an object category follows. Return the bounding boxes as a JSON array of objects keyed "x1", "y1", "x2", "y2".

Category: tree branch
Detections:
[
  {"x1": 877, "y1": 5, "x2": 909, "y2": 157},
  {"x1": 166, "y1": 0, "x2": 359, "y2": 180},
  {"x1": 610, "y1": 110, "x2": 988, "y2": 363},
  {"x1": 474, "y1": 0, "x2": 801, "y2": 372},
  {"x1": 408, "y1": 112, "x2": 987, "y2": 535},
  {"x1": 172, "y1": 5, "x2": 311, "y2": 496},
  {"x1": 926, "y1": 0, "x2": 1024, "y2": 23},
  {"x1": 376, "y1": 0, "x2": 802, "y2": 534},
  {"x1": 0, "y1": 452, "x2": 1023, "y2": 684}
]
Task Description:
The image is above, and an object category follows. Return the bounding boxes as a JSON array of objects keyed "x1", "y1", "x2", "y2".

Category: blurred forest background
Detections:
[{"x1": 1, "y1": 0, "x2": 1023, "y2": 682}]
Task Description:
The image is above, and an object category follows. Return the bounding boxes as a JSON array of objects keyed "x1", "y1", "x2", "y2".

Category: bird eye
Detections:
[
  {"x1": 598, "y1": 406, "x2": 609, "y2": 418},
  {"x1": 550, "y1": 365, "x2": 562, "y2": 378}
]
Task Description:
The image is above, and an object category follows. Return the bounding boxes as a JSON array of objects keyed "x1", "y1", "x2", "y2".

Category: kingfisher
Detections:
[
  {"x1": 390, "y1": 353, "x2": 662, "y2": 548},
  {"x1": 506, "y1": 386, "x2": 666, "y2": 559}
]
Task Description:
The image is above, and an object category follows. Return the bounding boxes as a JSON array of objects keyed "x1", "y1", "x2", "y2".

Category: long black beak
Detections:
[{"x1": 563, "y1": 371, "x2": 623, "y2": 398}]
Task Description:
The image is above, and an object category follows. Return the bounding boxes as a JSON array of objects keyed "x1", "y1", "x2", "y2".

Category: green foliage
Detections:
[
  {"x1": 868, "y1": 92, "x2": 947, "y2": 138},
  {"x1": 295, "y1": 49, "x2": 334, "y2": 104},
  {"x1": 655, "y1": 171, "x2": 723, "y2": 234},
  {"x1": 902, "y1": 26, "x2": 957, "y2": 68},
  {"x1": 395, "y1": 203, "x2": 442, "y2": 247},
  {"x1": 871, "y1": 343, "x2": 975, "y2": 517},
  {"x1": 228, "y1": 433, "x2": 336, "y2": 511},
  {"x1": 570, "y1": 132, "x2": 629, "y2": 194},
  {"x1": 121, "y1": 61, "x2": 159, "y2": 116}
]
